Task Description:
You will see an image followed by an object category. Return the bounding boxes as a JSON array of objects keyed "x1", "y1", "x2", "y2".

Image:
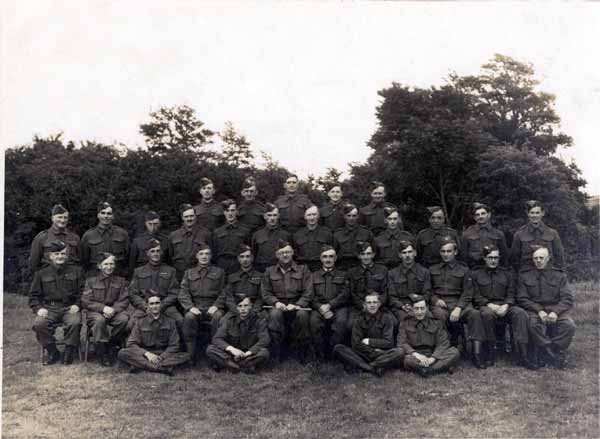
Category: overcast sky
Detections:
[{"x1": 3, "y1": 1, "x2": 600, "y2": 193}]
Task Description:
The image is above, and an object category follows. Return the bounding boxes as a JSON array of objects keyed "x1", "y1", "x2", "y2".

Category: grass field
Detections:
[{"x1": 2, "y1": 283, "x2": 599, "y2": 438}]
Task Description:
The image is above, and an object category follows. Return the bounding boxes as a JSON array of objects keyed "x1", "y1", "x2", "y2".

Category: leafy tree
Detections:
[
  {"x1": 139, "y1": 105, "x2": 215, "y2": 154},
  {"x1": 219, "y1": 121, "x2": 254, "y2": 168},
  {"x1": 451, "y1": 54, "x2": 572, "y2": 156}
]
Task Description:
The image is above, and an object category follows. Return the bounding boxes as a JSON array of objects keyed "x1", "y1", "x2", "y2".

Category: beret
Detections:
[
  {"x1": 398, "y1": 240, "x2": 416, "y2": 252},
  {"x1": 195, "y1": 242, "x2": 211, "y2": 252},
  {"x1": 46, "y1": 240, "x2": 66, "y2": 253},
  {"x1": 368, "y1": 181, "x2": 385, "y2": 192},
  {"x1": 98, "y1": 252, "x2": 115, "y2": 264},
  {"x1": 356, "y1": 241, "x2": 372, "y2": 254},
  {"x1": 199, "y1": 177, "x2": 214, "y2": 188},
  {"x1": 525, "y1": 200, "x2": 543, "y2": 211},
  {"x1": 221, "y1": 199, "x2": 237, "y2": 210},
  {"x1": 147, "y1": 238, "x2": 161, "y2": 250},
  {"x1": 439, "y1": 236, "x2": 457, "y2": 247},
  {"x1": 471, "y1": 202, "x2": 490, "y2": 213},
  {"x1": 144, "y1": 210, "x2": 160, "y2": 221},
  {"x1": 238, "y1": 244, "x2": 252, "y2": 255},
  {"x1": 275, "y1": 239, "x2": 292, "y2": 251},
  {"x1": 482, "y1": 244, "x2": 499, "y2": 257},
  {"x1": 51, "y1": 204, "x2": 68, "y2": 216},
  {"x1": 408, "y1": 293, "x2": 426, "y2": 304},
  {"x1": 342, "y1": 203, "x2": 358, "y2": 215},
  {"x1": 426, "y1": 206, "x2": 443, "y2": 215},
  {"x1": 320, "y1": 245, "x2": 336, "y2": 255},
  {"x1": 242, "y1": 177, "x2": 256, "y2": 190},
  {"x1": 179, "y1": 203, "x2": 194, "y2": 216},
  {"x1": 97, "y1": 201, "x2": 112, "y2": 212},
  {"x1": 383, "y1": 207, "x2": 398, "y2": 218}
]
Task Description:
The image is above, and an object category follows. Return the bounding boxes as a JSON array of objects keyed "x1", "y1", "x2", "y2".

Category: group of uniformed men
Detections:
[{"x1": 28, "y1": 176, "x2": 576, "y2": 377}]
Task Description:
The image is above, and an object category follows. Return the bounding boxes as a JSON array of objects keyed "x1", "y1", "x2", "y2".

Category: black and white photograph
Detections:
[{"x1": 2, "y1": 1, "x2": 599, "y2": 438}]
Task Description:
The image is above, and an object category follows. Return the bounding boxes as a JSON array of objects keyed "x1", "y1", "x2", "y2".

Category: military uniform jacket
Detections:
[
  {"x1": 274, "y1": 193, "x2": 313, "y2": 230},
  {"x1": 333, "y1": 225, "x2": 373, "y2": 260},
  {"x1": 517, "y1": 267, "x2": 573, "y2": 315},
  {"x1": 319, "y1": 200, "x2": 347, "y2": 232},
  {"x1": 292, "y1": 225, "x2": 333, "y2": 265},
  {"x1": 193, "y1": 200, "x2": 224, "y2": 232},
  {"x1": 127, "y1": 314, "x2": 180, "y2": 355},
  {"x1": 347, "y1": 263, "x2": 388, "y2": 310},
  {"x1": 238, "y1": 200, "x2": 266, "y2": 234},
  {"x1": 387, "y1": 263, "x2": 431, "y2": 309},
  {"x1": 511, "y1": 222, "x2": 565, "y2": 270},
  {"x1": 129, "y1": 231, "x2": 168, "y2": 274},
  {"x1": 251, "y1": 226, "x2": 291, "y2": 266},
  {"x1": 429, "y1": 260, "x2": 472, "y2": 309},
  {"x1": 359, "y1": 201, "x2": 397, "y2": 236},
  {"x1": 212, "y1": 311, "x2": 270, "y2": 354},
  {"x1": 224, "y1": 268, "x2": 264, "y2": 313},
  {"x1": 374, "y1": 229, "x2": 415, "y2": 268},
  {"x1": 398, "y1": 314, "x2": 452, "y2": 358},
  {"x1": 29, "y1": 264, "x2": 84, "y2": 313},
  {"x1": 211, "y1": 222, "x2": 251, "y2": 259},
  {"x1": 416, "y1": 227, "x2": 460, "y2": 267},
  {"x1": 129, "y1": 263, "x2": 179, "y2": 311},
  {"x1": 470, "y1": 266, "x2": 515, "y2": 307},
  {"x1": 166, "y1": 225, "x2": 211, "y2": 274},
  {"x1": 29, "y1": 226, "x2": 80, "y2": 273},
  {"x1": 80, "y1": 224, "x2": 129, "y2": 272},
  {"x1": 178, "y1": 265, "x2": 226, "y2": 311},
  {"x1": 261, "y1": 263, "x2": 313, "y2": 307},
  {"x1": 82, "y1": 273, "x2": 129, "y2": 314},
  {"x1": 461, "y1": 223, "x2": 508, "y2": 268},
  {"x1": 311, "y1": 268, "x2": 350, "y2": 310},
  {"x1": 351, "y1": 310, "x2": 395, "y2": 351}
]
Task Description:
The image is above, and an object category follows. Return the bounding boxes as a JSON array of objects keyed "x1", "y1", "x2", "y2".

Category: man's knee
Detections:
[{"x1": 32, "y1": 316, "x2": 49, "y2": 332}]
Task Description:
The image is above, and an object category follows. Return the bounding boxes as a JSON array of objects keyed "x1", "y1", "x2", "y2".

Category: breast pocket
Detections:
[{"x1": 111, "y1": 236, "x2": 127, "y2": 258}]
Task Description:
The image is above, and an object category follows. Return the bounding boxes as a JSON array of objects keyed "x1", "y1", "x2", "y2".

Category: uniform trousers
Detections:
[
  {"x1": 86, "y1": 311, "x2": 130, "y2": 344},
  {"x1": 310, "y1": 307, "x2": 349, "y2": 355},
  {"x1": 32, "y1": 305, "x2": 81, "y2": 347},
  {"x1": 205, "y1": 345, "x2": 270, "y2": 370},
  {"x1": 333, "y1": 344, "x2": 404, "y2": 372},
  {"x1": 479, "y1": 306, "x2": 529, "y2": 344},
  {"x1": 117, "y1": 348, "x2": 190, "y2": 372},
  {"x1": 527, "y1": 312, "x2": 575, "y2": 351},
  {"x1": 431, "y1": 299, "x2": 485, "y2": 342}
]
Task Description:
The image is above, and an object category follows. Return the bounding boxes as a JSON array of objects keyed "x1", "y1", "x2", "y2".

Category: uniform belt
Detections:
[{"x1": 44, "y1": 300, "x2": 64, "y2": 305}]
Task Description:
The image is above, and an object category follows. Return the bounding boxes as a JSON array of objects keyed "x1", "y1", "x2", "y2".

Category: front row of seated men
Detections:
[{"x1": 29, "y1": 234, "x2": 575, "y2": 376}]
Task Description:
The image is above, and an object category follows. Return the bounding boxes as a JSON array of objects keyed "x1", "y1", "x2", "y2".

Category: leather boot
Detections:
[
  {"x1": 486, "y1": 343, "x2": 496, "y2": 367},
  {"x1": 44, "y1": 344, "x2": 61, "y2": 365},
  {"x1": 63, "y1": 346, "x2": 75, "y2": 365},
  {"x1": 517, "y1": 343, "x2": 538, "y2": 370},
  {"x1": 472, "y1": 341, "x2": 487, "y2": 369},
  {"x1": 97, "y1": 343, "x2": 112, "y2": 367}
]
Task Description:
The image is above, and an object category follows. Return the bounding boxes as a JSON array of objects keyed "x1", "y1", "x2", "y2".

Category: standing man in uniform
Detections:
[
  {"x1": 30, "y1": 204, "x2": 80, "y2": 273},
  {"x1": 319, "y1": 183, "x2": 346, "y2": 232},
  {"x1": 333, "y1": 203, "x2": 373, "y2": 271},
  {"x1": 129, "y1": 211, "x2": 168, "y2": 276},
  {"x1": 292, "y1": 205, "x2": 333, "y2": 272},
  {"x1": 30, "y1": 241, "x2": 84, "y2": 365},
  {"x1": 398, "y1": 294, "x2": 460, "y2": 377},
  {"x1": 178, "y1": 244, "x2": 226, "y2": 362},
  {"x1": 310, "y1": 245, "x2": 350, "y2": 360},
  {"x1": 193, "y1": 177, "x2": 224, "y2": 232},
  {"x1": 251, "y1": 203, "x2": 290, "y2": 273},
  {"x1": 118, "y1": 295, "x2": 190, "y2": 376},
  {"x1": 517, "y1": 247, "x2": 575, "y2": 368},
  {"x1": 261, "y1": 240, "x2": 313, "y2": 363},
  {"x1": 511, "y1": 200, "x2": 565, "y2": 271},
  {"x1": 80, "y1": 201, "x2": 129, "y2": 278},
  {"x1": 416, "y1": 206, "x2": 460, "y2": 268},
  {"x1": 275, "y1": 174, "x2": 313, "y2": 235},
  {"x1": 429, "y1": 237, "x2": 487, "y2": 369},
  {"x1": 461, "y1": 202, "x2": 508, "y2": 269},
  {"x1": 373, "y1": 207, "x2": 414, "y2": 269},
  {"x1": 223, "y1": 245, "x2": 264, "y2": 314},
  {"x1": 387, "y1": 240, "x2": 431, "y2": 323},
  {"x1": 166, "y1": 203, "x2": 211, "y2": 281},
  {"x1": 211, "y1": 199, "x2": 251, "y2": 275},
  {"x1": 333, "y1": 291, "x2": 403, "y2": 376},
  {"x1": 359, "y1": 181, "x2": 397, "y2": 236},
  {"x1": 238, "y1": 177, "x2": 266, "y2": 235}
]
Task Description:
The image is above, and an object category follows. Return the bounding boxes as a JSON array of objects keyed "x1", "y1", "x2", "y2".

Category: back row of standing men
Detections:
[{"x1": 28, "y1": 176, "x2": 574, "y2": 375}]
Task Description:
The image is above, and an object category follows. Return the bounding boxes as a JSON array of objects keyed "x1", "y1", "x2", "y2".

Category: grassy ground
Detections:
[{"x1": 3, "y1": 282, "x2": 599, "y2": 439}]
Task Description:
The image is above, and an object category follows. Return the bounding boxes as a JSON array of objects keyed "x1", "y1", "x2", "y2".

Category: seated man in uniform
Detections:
[
  {"x1": 178, "y1": 243, "x2": 226, "y2": 362},
  {"x1": 206, "y1": 296, "x2": 270, "y2": 374},
  {"x1": 398, "y1": 294, "x2": 460, "y2": 377},
  {"x1": 82, "y1": 252, "x2": 130, "y2": 366},
  {"x1": 30, "y1": 240, "x2": 84, "y2": 365},
  {"x1": 310, "y1": 245, "x2": 350, "y2": 360},
  {"x1": 333, "y1": 291, "x2": 403, "y2": 377},
  {"x1": 223, "y1": 245, "x2": 264, "y2": 314},
  {"x1": 118, "y1": 295, "x2": 190, "y2": 376},
  {"x1": 261, "y1": 240, "x2": 313, "y2": 363},
  {"x1": 517, "y1": 246, "x2": 575, "y2": 368}
]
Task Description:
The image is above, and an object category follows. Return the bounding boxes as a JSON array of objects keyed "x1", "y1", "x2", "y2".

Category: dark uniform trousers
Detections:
[
  {"x1": 30, "y1": 265, "x2": 84, "y2": 348},
  {"x1": 128, "y1": 264, "x2": 183, "y2": 331},
  {"x1": 251, "y1": 226, "x2": 291, "y2": 273},
  {"x1": 261, "y1": 263, "x2": 313, "y2": 354},
  {"x1": 471, "y1": 266, "x2": 528, "y2": 344},
  {"x1": 333, "y1": 225, "x2": 373, "y2": 272},
  {"x1": 118, "y1": 315, "x2": 190, "y2": 372},
  {"x1": 400, "y1": 315, "x2": 460, "y2": 374},
  {"x1": 211, "y1": 222, "x2": 251, "y2": 275},
  {"x1": 292, "y1": 225, "x2": 333, "y2": 273},
  {"x1": 309, "y1": 268, "x2": 350, "y2": 356},
  {"x1": 82, "y1": 274, "x2": 130, "y2": 344},
  {"x1": 517, "y1": 268, "x2": 575, "y2": 351},
  {"x1": 415, "y1": 227, "x2": 460, "y2": 268},
  {"x1": 429, "y1": 261, "x2": 484, "y2": 342},
  {"x1": 205, "y1": 312, "x2": 270, "y2": 371},
  {"x1": 179, "y1": 265, "x2": 226, "y2": 343},
  {"x1": 333, "y1": 310, "x2": 403, "y2": 372}
]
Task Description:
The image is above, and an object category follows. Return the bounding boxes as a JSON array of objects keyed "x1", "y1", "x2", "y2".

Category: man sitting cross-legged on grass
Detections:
[
  {"x1": 206, "y1": 295, "x2": 270, "y2": 374},
  {"x1": 118, "y1": 295, "x2": 191, "y2": 376},
  {"x1": 333, "y1": 290, "x2": 403, "y2": 377},
  {"x1": 398, "y1": 294, "x2": 460, "y2": 378}
]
